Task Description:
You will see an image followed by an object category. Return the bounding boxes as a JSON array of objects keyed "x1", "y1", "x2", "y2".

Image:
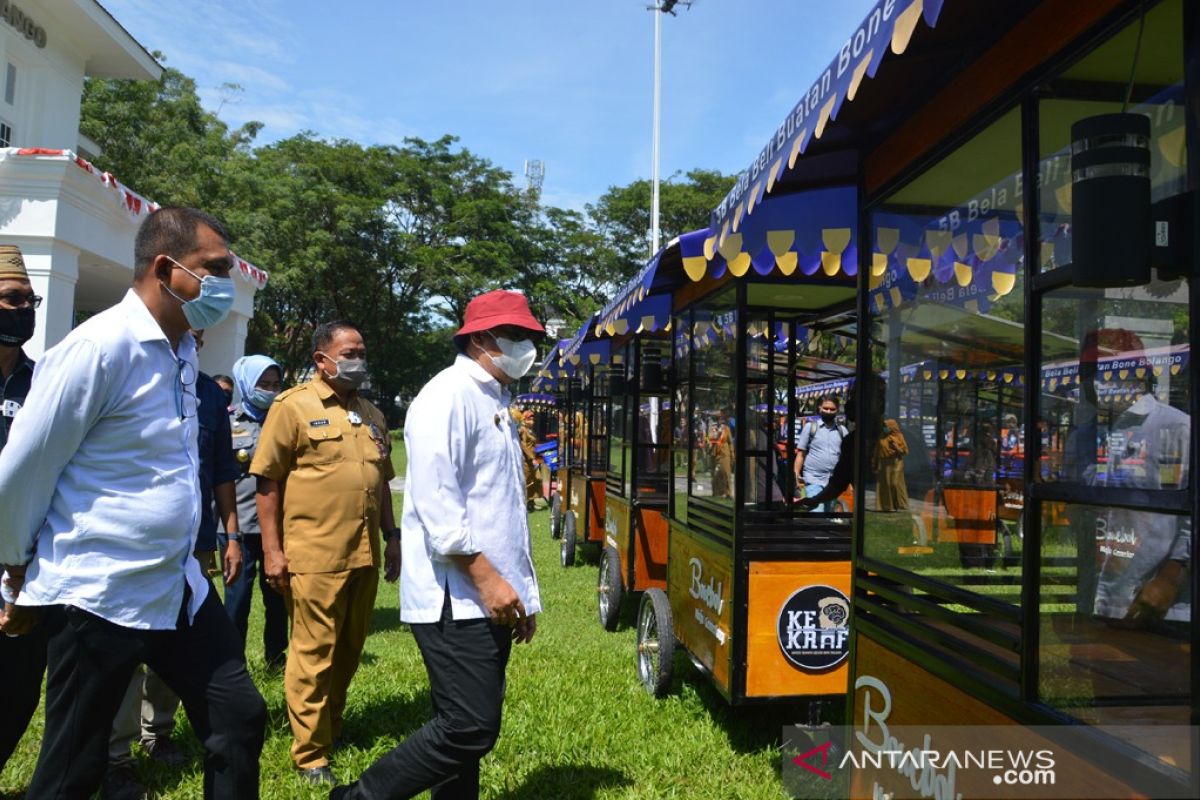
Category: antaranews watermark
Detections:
[{"x1": 782, "y1": 724, "x2": 1198, "y2": 800}]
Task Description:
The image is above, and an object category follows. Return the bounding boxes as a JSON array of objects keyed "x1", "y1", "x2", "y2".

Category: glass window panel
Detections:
[
  {"x1": 672, "y1": 314, "x2": 690, "y2": 521},
  {"x1": 864, "y1": 106, "x2": 1024, "y2": 596},
  {"x1": 1037, "y1": 0, "x2": 1185, "y2": 273},
  {"x1": 1040, "y1": 285, "x2": 1190, "y2": 489},
  {"x1": 587, "y1": 371, "x2": 609, "y2": 473},
  {"x1": 1039, "y1": 503, "x2": 1191, "y2": 760},
  {"x1": 691, "y1": 290, "x2": 737, "y2": 505},
  {"x1": 565, "y1": 380, "x2": 585, "y2": 468},
  {"x1": 744, "y1": 384, "x2": 775, "y2": 509},
  {"x1": 607, "y1": 362, "x2": 627, "y2": 496}
]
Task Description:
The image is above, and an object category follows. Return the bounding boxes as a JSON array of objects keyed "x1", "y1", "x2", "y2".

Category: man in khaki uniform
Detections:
[
  {"x1": 512, "y1": 407, "x2": 540, "y2": 509},
  {"x1": 251, "y1": 319, "x2": 400, "y2": 786}
]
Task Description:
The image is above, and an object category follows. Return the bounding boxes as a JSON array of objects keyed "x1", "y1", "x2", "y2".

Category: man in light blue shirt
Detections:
[
  {"x1": 0, "y1": 207, "x2": 266, "y2": 799},
  {"x1": 794, "y1": 394, "x2": 848, "y2": 513}
]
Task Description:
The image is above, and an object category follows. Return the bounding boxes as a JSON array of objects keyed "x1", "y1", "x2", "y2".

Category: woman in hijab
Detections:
[{"x1": 224, "y1": 354, "x2": 289, "y2": 669}]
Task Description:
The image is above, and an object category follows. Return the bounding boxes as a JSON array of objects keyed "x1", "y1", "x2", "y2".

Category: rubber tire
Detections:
[
  {"x1": 636, "y1": 588, "x2": 675, "y2": 698},
  {"x1": 560, "y1": 511, "x2": 577, "y2": 567},
  {"x1": 550, "y1": 493, "x2": 562, "y2": 539},
  {"x1": 598, "y1": 545, "x2": 623, "y2": 631}
]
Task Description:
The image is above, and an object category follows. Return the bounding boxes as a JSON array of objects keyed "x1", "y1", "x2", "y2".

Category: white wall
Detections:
[{"x1": 1, "y1": 3, "x2": 261, "y2": 366}]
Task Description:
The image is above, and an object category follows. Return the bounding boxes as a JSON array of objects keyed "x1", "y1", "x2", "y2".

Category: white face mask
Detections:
[{"x1": 485, "y1": 332, "x2": 537, "y2": 379}]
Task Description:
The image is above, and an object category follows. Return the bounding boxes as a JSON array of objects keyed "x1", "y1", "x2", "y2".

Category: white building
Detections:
[{"x1": 0, "y1": 0, "x2": 265, "y2": 373}]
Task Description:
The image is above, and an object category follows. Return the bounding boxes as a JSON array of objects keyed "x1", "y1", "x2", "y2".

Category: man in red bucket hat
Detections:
[{"x1": 333, "y1": 290, "x2": 544, "y2": 799}]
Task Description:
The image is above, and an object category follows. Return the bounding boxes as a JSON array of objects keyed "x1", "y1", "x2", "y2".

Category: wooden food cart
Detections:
[
  {"x1": 708, "y1": 0, "x2": 1197, "y2": 795},
  {"x1": 554, "y1": 319, "x2": 613, "y2": 567},
  {"x1": 631, "y1": 187, "x2": 862, "y2": 714},
  {"x1": 513, "y1": 391, "x2": 558, "y2": 505},
  {"x1": 592, "y1": 236, "x2": 693, "y2": 630}
]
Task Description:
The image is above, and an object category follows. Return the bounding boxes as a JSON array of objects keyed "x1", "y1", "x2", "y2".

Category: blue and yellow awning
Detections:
[
  {"x1": 711, "y1": 0, "x2": 946, "y2": 237},
  {"x1": 687, "y1": 185, "x2": 858, "y2": 283},
  {"x1": 560, "y1": 314, "x2": 613, "y2": 375},
  {"x1": 868, "y1": 212, "x2": 1023, "y2": 316},
  {"x1": 595, "y1": 229, "x2": 712, "y2": 334},
  {"x1": 515, "y1": 392, "x2": 556, "y2": 410},
  {"x1": 530, "y1": 339, "x2": 570, "y2": 393}
]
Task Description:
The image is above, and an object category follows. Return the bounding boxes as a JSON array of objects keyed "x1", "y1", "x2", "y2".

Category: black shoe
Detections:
[
  {"x1": 301, "y1": 766, "x2": 337, "y2": 786},
  {"x1": 101, "y1": 761, "x2": 148, "y2": 800},
  {"x1": 330, "y1": 785, "x2": 357, "y2": 800},
  {"x1": 141, "y1": 736, "x2": 188, "y2": 768}
]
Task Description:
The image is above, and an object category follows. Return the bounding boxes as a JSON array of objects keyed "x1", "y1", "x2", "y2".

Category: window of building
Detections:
[
  {"x1": 0, "y1": 119, "x2": 12, "y2": 147},
  {"x1": 4, "y1": 63, "x2": 15, "y2": 105}
]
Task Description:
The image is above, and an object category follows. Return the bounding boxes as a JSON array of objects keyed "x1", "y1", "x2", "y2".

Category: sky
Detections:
[{"x1": 99, "y1": 0, "x2": 876, "y2": 212}]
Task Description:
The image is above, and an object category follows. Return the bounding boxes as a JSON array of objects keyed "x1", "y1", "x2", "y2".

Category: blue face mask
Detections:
[
  {"x1": 247, "y1": 388, "x2": 278, "y2": 410},
  {"x1": 163, "y1": 257, "x2": 236, "y2": 330}
]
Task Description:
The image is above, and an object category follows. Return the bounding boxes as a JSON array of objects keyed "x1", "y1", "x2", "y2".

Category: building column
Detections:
[
  {"x1": 21, "y1": 239, "x2": 79, "y2": 360},
  {"x1": 198, "y1": 307, "x2": 249, "y2": 382}
]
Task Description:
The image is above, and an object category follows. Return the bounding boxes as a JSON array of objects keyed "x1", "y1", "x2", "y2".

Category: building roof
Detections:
[{"x1": 37, "y1": 0, "x2": 162, "y2": 81}]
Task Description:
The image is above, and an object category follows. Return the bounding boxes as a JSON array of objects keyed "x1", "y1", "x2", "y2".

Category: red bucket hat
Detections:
[{"x1": 455, "y1": 290, "x2": 545, "y2": 338}]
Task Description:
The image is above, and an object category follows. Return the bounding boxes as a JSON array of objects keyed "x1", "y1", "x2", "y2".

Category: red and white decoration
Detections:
[{"x1": 0, "y1": 147, "x2": 269, "y2": 289}]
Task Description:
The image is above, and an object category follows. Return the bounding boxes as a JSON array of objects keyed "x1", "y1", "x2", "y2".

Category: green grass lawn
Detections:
[
  {"x1": 390, "y1": 429, "x2": 407, "y2": 480},
  {"x1": 1, "y1": 501, "x2": 797, "y2": 798}
]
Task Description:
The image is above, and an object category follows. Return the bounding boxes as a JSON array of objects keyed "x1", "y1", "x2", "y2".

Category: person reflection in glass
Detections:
[{"x1": 1078, "y1": 329, "x2": 1191, "y2": 628}]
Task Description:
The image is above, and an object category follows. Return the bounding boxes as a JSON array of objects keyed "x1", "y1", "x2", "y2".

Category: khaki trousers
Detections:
[
  {"x1": 109, "y1": 666, "x2": 180, "y2": 761},
  {"x1": 286, "y1": 566, "x2": 378, "y2": 769}
]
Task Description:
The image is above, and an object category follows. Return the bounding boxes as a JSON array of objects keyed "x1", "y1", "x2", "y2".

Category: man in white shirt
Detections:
[
  {"x1": 332, "y1": 290, "x2": 544, "y2": 800},
  {"x1": 0, "y1": 207, "x2": 266, "y2": 799}
]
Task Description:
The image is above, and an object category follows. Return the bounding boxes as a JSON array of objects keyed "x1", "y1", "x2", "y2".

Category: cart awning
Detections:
[
  {"x1": 710, "y1": 0, "x2": 946, "y2": 239},
  {"x1": 595, "y1": 229, "x2": 709, "y2": 333},
  {"x1": 560, "y1": 314, "x2": 613, "y2": 373},
  {"x1": 688, "y1": 185, "x2": 858, "y2": 283},
  {"x1": 515, "y1": 393, "x2": 556, "y2": 409},
  {"x1": 900, "y1": 345, "x2": 1191, "y2": 397},
  {"x1": 530, "y1": 339, "x2": 569, "y2": 392}
]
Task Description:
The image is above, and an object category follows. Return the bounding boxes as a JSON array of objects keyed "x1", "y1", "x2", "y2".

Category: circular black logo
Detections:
[{"x1": 776, "y1": 585, "x2": 850, "y2": 671}]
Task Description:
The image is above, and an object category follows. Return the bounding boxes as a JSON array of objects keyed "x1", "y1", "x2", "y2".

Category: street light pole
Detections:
[
  {"x1": 650, "y1": 3, "x2": 663, "y2": 258},
  {"x1": 648, "y1": 1, "x2": 690, "y2": 258}
]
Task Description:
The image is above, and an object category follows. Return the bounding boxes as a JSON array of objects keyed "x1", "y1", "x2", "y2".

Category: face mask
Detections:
[
  {"x1": 248, "y1": 388, "x2": 278, "y2": 409},
  {"x1": 485, "y1": 332, "x2": 537, "y2": 380},
  {"x1": 820, "y1": 412, "x2": 837, "y2": 424},
  {"x1": 163, "y1": 258, "x2": 236, "y2": 330},
  {"x1": 320, "y1": 354, "x2": 369, "y2": 388},
  {"x1": 0, "y1": 307, "x2": 35, "y2": 346}
]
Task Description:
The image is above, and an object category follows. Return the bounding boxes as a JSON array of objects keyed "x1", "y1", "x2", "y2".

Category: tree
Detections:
[
  {"x1": 586, "y1": 168, "x2": 737, "y2": 283},
  {"x1": 79, "y1": 66, "x2": 261, "y2": 213},
  {"x1": 78, "y1": 64, "x2": 735, "y2": 406}
]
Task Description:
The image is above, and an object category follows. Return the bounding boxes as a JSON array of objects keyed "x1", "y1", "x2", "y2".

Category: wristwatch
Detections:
[
  {"x1": 227, "y1": 532, "x2": 244, "y2": 543},
  {"x1": 384, "y1": 528, "x2": 402, "y2": 543}
]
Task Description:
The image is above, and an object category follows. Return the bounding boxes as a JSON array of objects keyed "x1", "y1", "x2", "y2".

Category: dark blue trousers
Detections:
[{"x1": 219, "y1": 533, "x2": 288, "y2": 666}]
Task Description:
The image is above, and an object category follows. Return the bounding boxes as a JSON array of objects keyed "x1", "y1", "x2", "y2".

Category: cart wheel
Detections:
[
  {"x1": 560, "y1": 511, "x2": 577, "y2": 567},
  {"x1": 598, "y1": 545, "x2": 623, "y2": 631},
  {"x1": 550, "y1": 493, "x2": 562, "y2": 540},
  {"x1": 636, "y1": 588, "x2": 674, "y2": 697}
]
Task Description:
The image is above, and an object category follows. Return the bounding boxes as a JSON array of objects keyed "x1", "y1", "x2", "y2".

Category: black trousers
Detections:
[
  {"x1": 26, "y1": 583, "x2": 267, "y2": 800},
  {"x1": 0, "y1": 616, "x2": 49, "y2": 769},
  {"x1": 348, "y1": 597, "x2": 513, "y2": 800}
]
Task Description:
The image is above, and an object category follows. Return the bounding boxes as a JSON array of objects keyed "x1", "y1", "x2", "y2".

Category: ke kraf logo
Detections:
[{"x1": 777, "y1": 585, "x2": 850, "y2": 671}]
